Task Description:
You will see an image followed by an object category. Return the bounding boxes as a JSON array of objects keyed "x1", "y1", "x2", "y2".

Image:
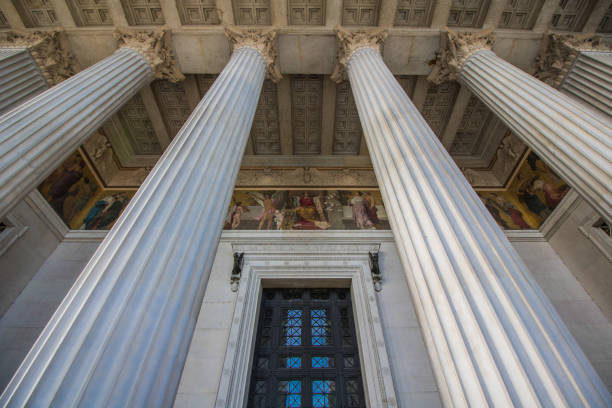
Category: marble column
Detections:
[
  {"x1": 0, "y1": 27, "x2": 279, "y2": 407},
  {"x1": 429, "y1": 29, "x2": 612, "y2": 223},
  {"x1": 333, "y1": 27, "x2": 611, "y2": 407},
  {"x1": 0, "y1": 29, "x2": 183, "y2": 219},
  {"x1": 0, "y1": 48, "x2": 48, "y2": 114},
  {"x1": 534, "y1": 34, "x2": 612, "y2": 118}
]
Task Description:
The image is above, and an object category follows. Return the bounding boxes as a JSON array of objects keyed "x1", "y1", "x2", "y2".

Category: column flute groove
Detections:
[
  {"x1": 429, "y1": 30, "x2": 612, "y2": 223},
  {"x1": 0, "y1": 27, "x2": 280, "y2": 407},
  {"x1": 333, "y1": 26, "x2": 611, "y2": 407},
  {"x1": 0, "y1": 29, "x2": 183, "y2": 219}
]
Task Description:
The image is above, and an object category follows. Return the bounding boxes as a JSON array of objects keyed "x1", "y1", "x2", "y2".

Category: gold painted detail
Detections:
[
  {"x1": 0, "y1": 30, "x2": 77, "y2": 85},
  {"x1": 224, "y1": 26, "x2": 282, "y2": 83},
  {"x1": 114, "y1": 28, "x2": 184, "y2": 83},
  {"x1": 331, "y1": 26, "x2": 388, "y2": 83},
  {"x1": 428, "y1": 28, "x2": 494, "y2": 84}
]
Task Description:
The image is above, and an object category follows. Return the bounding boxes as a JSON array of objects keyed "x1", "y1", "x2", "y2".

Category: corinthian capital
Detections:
[
  {"x1": 428, "y1": 28, "x2": 494, "y2": 84},
  {"x1": 0, "y1": 30, "x2": 77, "y2": 86},
  {"x1": 331, "y1": 26, "x2": 388, "y2": 83},
  {"x1": 225, "y1": 26, "x2": 282, "y2": 83},
  {"x1": 115, "y1": 28, "x2": 184, "y2": 83},
  {"x1": 534, "y1": 33, "x2": 609, "y2": 88}
]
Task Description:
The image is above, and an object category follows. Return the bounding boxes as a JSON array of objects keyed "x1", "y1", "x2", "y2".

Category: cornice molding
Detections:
[
  {"x1": 224, "y1": 25, "x2": 282, "y2": 83},
  {"x1": 114, "y1": 27, "x2": 184, "y2": 83},
  {"x1": 0, "y1": 30, "x2": 77, "y2": 85},
  {"x1": 428, "y1": 28, "x2": 495, "y2": 84},
  {"x1": 331, "y1": 26, "x2": 388, "y2": 83}
]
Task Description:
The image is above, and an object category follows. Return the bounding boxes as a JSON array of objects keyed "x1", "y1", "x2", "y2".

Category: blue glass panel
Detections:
[{"x1": 311, "y1": 356, "x2": 329, "y2": 368}]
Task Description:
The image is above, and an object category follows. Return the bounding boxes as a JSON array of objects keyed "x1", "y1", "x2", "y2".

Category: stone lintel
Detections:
[
  {"x1": 534, "y1": 33, "x2": 610, "y2": 88},
  {"x1": 0, "y1": 30, "x2": 77, "y2": 86},
  {"x1": 114, "y1": 28, "x2": 184, "y2": 83},
  {"x1": 224, "y1": 26, "x2": 282, "y2": 83},
  {"x1": 427, "y1": 28, "x2": 494, "y2": 85},
  {"x1": 331, "y1": 26, "x2": 388, "y2": 84}
]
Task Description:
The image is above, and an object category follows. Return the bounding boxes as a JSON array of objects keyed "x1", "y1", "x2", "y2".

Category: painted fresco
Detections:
[
  {"x1": 477, "y1": 152, "x2": 569, "y2": 230},
  {"x1": 39, "y1": 152, "x2": 134, "y2": 230},
  {"x1": 224, "y1": 190, "x2": 390, "y2": 230}
]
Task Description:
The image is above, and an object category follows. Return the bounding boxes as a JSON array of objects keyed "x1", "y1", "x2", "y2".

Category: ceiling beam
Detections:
[
  {"x1": 277, "y1": 77, "x2": 293, "y2": 155},
  {"x1": 320, "y1": 77, "x2": 337, "y2": 155}
]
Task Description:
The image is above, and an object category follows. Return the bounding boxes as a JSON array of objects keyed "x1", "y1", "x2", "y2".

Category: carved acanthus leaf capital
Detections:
[
  {"x1": 331, "y1": 26, "x2": 388, "y2": 83},
  {"x1": 0, "y1": 30, "x2": 77, "y2": 86},
  {"x1": 224, "y1": 26, "x2": 282, "y2": 83},
  {"x1": 533, "y1": 33, "x2": 610, "y2": 88},
  {"x1": 428, "y1": 28, "x2": 494, "y2": 84},
  {"x1": 114, "y1": 28, "x2": 184, "y2": 83}
]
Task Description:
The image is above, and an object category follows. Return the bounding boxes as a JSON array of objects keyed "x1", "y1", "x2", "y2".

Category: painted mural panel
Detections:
[
  {"x1": 39, "y1": 152, "x2": 134, "y2": 230},
  {"x1": 477, "y1": 152, "x2": 569, "y2": 230},
  {"x1": 224, "y1": 190, "x2": 390, "y2": 230}
]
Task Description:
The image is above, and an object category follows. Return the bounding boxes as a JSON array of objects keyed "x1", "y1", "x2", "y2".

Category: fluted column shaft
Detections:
[
  {"x1": 460, "y1": 50, "x2": 612, "y2": 222},
  {"x1": 347, "y1": 47, "x2": 611, "y2": 407},
  {"x1": 0, "y1": 47, "x2": 153, "y2": 219},
  {"x1": 0, "y1": 47, "x2": 266, "y2": 407},
  {"x1": 560, "y1": 51, "x2": 612, "y2": 117},
  {"x1": 0, "y1": 48, "x2": 48, "y2": 114}
]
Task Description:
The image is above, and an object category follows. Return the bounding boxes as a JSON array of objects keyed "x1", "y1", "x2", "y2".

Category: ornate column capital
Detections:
[
  {"x1": 224, "y1": 26, "x2": 282, "y2": 83},
  {"x1": 114, "y1": 28, "x2": 184, "y2": 83},
  {"x1": 428, "y1": 28, "x2": 494, "y2": 84},
  {"x1": 0, "y1": 30, "x2": 77, "y2": 86},
  {"x1": 331, "y1": 26, "x2": 388, "y2": 83},
  {"x1": 533, "y1": 33, "x2": 610, "y2": 87}
]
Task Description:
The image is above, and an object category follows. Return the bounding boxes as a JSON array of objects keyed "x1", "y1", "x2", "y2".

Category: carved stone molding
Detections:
[
  {"x1": 331, "y1": 26, "x2": 388, "y2": 83},
  {"x1": 224, "y1": 26, "x2": 282, "y2": 83},
  {"x1": 0, "y1": 30, "x2": 77, "y2": 86},
  {"x1": 235, "y1": 167, "x2": 378, "y2": 188},
  {"x1": 114, "y1": 28, "x2": 184, "y2": 83},
  {"x1": 428, "y1": 28, "x2": 494, "y2": 84},
  {"x1": 533, "y1": 33, "x2": 609, "y2": 88}
]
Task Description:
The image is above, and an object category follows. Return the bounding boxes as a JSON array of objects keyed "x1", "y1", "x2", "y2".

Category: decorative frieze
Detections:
[
  {"x1": 422, "y1": 82, "x2": 460, "y2": 137},
  {"x1": 533, "y1": 33, "x2": 605, "y2": 88},
  {"x1": 291, "y1": 75, "x2": 323, "y2": 154},
  {"x1": 12, "y1": 0, "x2": 57, "y2": 27},
  {"x1": 394, "y1": 0, "x2": 434, "y2": 26},
  {"x1": 551, "y1": 0, "x2": 597, "y2": 31},
  {"x1": 66, "y1": 0, "x2": 112, "y2": 26},
  {"x1": 115, "y1": 28, "x2": 184, "y2": 82},
  {"x1": 288, "y1": 0, "x2": 325, "y2": 25},
  {"x1": 251, "y1": 80, "x2": 281, "y2": 154},
  {"x1": 120, "y1": 0, "x2": 165, "y2": 25},
  {"x1": 234, "y1": 167, "x2": 378, "y2": 187},
  {"x1": 343, "y1": 0, "x2": 380, "y2": 26},
  {"x1": 152, "y1": 80, "x2": 193, "y2": 138},
  {"x1": 232, "y1": 0, "x2": 271, "y2": 25},
  {"x1": 447, "y1": 0, "x2": 489, "y2": 27},
  {"x1": 331, "y1": 26, "x2": 387, "y2": 83},
  {"x1": 498, "y1": 0, "x2": 543, "y2": 29},
  {"x1": 333, "y1": 81, "x2": 362, "y2": 155},
  {"x1": 177, "y1": 0, "x2": 220, "y2": 25},
  {"x1": 225, "y1": 26, "x2": 281, "y2": 82},
  {"x1": 427, "y1": 28, "x2": 494, "y2": 84},
  {"x1": 0, "y1": 30, "x2": 77, "y2": 85}
]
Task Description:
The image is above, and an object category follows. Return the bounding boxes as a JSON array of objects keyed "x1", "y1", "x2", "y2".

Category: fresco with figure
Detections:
[
  {"x1": 224, "y1": 190, "x2": 390, "y2": 230},
  {"x1": 477, "y1": 152, "x2": 569, "y2": 230},
  {"x1": 39, "y1": 152, "x2": 134, "y2": 230},
  {"x1": 38, "y1": 151, "x2": 566, "y2": 231}
]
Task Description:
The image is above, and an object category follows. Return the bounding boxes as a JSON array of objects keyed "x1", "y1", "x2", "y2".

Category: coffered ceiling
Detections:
[{"x1": 2, "y1": 0, "x2": 610, "y2": 192}]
